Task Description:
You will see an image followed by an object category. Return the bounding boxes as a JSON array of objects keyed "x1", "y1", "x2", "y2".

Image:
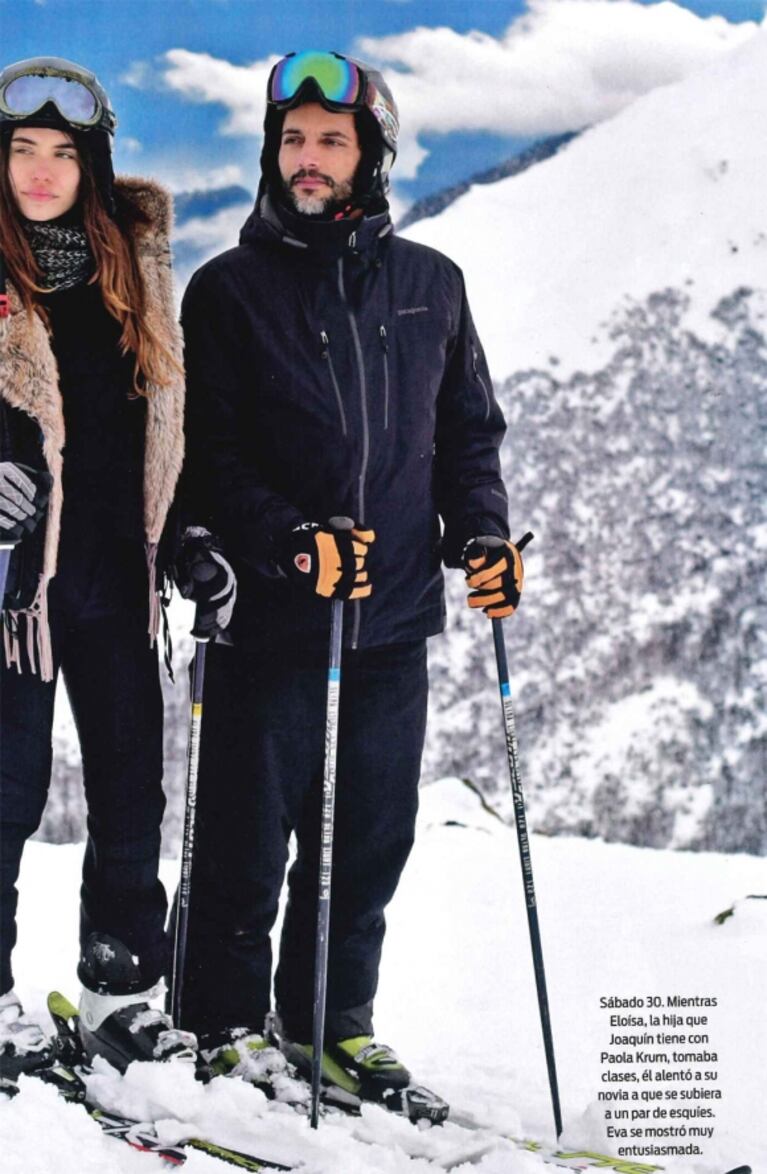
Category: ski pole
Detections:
[
  {"x1": 0, "y1": 545, "x2": 13, "y2": 604},
  {"x1": 170, "y1": 607, "x2": 210, "y2": 1028},
  {"x1": 485, "y1": 531, "x2": 563, "y2": 1140},
  {"x1": 310, "y1": 516, "x2": 353, "y2": 1129}
]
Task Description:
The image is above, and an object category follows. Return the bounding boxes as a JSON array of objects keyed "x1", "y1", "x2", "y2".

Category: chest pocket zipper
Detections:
[
  {"x1": 319, "y1": 331, "x2": 348, "y2": 437},
  {"x1": 380, "y1": 325, "x2": 390, "y2": 431}
]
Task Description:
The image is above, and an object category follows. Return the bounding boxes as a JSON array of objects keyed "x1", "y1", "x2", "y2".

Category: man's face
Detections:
[{"x1": 278, "y1": 102, "x2": 361, "y2": 216}]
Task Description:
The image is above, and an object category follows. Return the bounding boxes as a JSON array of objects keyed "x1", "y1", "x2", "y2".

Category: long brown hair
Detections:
[{"x1": 0, "y1": 128, "x2": 178, "y2": 395}]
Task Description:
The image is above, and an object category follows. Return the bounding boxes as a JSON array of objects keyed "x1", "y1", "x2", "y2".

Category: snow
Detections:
[
  {"x1": 402, "y1": 31, "x2": 767, "y2": 381},
  {"x1": 2, "y1": 779, "x2": 765, "y2": 1173}
]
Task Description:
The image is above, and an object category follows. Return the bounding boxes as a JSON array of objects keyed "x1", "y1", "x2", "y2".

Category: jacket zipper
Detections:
[
  {"x1": 472, "y1": 346, "x2": 491, "y2": 423},
  {"x1": 319, "y1": 331, "x2": 348, "y2": 437},
  {"x1": 337, "y1": 256, "x2": 370, "y2": 650},
  {"x1": 380, "y1": 326, "x2": 390, "y2": 431}
]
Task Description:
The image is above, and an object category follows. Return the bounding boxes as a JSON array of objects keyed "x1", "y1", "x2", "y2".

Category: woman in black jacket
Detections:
[{"x1": 0, "y1": 57, "x2": 228, "y2": 1080}]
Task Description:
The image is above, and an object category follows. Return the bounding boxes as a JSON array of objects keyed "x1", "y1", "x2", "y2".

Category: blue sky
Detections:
[{"x1": 2, "y1": 0, "x2": 764, "y2": 207}]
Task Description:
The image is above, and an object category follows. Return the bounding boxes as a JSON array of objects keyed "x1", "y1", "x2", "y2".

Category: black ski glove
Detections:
[
  {"x1": 463, "y1": 533, "x2": 529, "y2": 619},
  {"x1": 175, "y1": 528, "x2": 237, "y2": 637},
  {"x1": 0, "y1": 462, "x2": 52, "y2": 543},
  {"x1": 280, "y1": 520, "x2": 375, "y2": 601}
]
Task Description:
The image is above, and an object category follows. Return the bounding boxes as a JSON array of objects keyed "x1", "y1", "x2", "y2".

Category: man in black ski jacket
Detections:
[{"x1": 179, "y1": 51, "x2": 525, "y2": 1104}]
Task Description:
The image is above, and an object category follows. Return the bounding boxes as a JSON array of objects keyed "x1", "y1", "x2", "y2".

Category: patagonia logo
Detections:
[{"x1": 397, "y1": 305, "x2": 429, "y2": 316}]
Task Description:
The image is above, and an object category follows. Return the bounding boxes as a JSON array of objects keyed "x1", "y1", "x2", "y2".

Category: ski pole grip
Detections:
[
  {"x1": 188, "y1": 556, "x2": 217, "y2": 642},
  {"x1": 328, "y1": 515, "x2": 355, "y2": 532},
  {"x1": 190, "y1": 612, "x2": 211, "y2": 643},
  {"x1": 476, "y1": 531, "x2": 534, "y2": 553}
]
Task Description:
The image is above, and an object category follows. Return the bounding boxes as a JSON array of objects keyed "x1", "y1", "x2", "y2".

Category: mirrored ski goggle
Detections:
[
  {"x1": 0, "y1": 70, "x2": 102, "y2": 127},
  {"x1": 268, "y1": 51, "x2": 366, "y2": 111}
]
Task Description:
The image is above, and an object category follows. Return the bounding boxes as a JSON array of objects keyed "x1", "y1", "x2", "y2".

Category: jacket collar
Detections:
[{"x1": 240, "y1": 191, "x2": 392, "y2": 264}]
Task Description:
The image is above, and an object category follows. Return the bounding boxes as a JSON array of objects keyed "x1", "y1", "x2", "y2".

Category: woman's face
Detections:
[{"x1": 8, "y1": 126, "x2": 81, "y2": 221}]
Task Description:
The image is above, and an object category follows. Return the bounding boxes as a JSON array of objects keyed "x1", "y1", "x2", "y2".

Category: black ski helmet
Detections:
[
  {"x1": 261, "y1": 50, "x2": 399, "y2": 210},
  {"x1": 0, "y1": 57, "x2": 117, "y2": 213}
]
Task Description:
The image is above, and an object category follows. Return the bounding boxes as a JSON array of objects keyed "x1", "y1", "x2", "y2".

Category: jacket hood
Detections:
[{"x1": 114, "y1": 175, "x2": 176, "y2": 247}]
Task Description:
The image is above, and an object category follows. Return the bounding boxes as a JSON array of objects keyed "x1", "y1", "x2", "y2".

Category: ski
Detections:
[
  {"x1": 283, "y1": 1077, "x2": 449, "y2": 1126},
  {"x1": 37, "y1": 992, "x2": 293, "y2": 1170},
  {"x1": 2, "y1": 1067, "x2": 186, "y2": 1165},
  {"x1": 15, "y1": 992, "x2": 748, "y2": 1174},
  {"x1": 4, "y1": 1058, "x2": 751, "y2": 1174},
  {"x1": 447, "y1": 1110, "x2": 751, "y2": 1174},
  {"x1": 3, "y1": 1061, "x2": 293, "y2": 1170},
  {"x1": 48, "y1": 989, "x2": 445, "y2": 1139}
]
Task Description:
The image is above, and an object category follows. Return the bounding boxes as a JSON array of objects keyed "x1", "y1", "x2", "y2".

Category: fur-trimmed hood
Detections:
[{"x1": 0, "y1": 177, "x2": 185, "y2": 675}]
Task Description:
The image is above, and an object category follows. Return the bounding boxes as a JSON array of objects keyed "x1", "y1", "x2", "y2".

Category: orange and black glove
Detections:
[
  {"x1": 463, "y1": 533, "x2": 530, "y2": 619},
  {"x1": 281, "y1": 520, "x2": 375, "y2": 601}
]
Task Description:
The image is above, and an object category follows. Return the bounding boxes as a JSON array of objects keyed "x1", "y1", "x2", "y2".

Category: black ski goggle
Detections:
[
  {"x1": 0, "y1": 68, "x2": 112, "y2": 131},
  {"x1": 268, "y1": 51, "x2": 366, "y2": 112}
]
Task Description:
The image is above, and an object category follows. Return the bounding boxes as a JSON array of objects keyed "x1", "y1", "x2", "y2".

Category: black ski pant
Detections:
[
  {"x1": 180, "y1": 636, "x2": 428, "y2": 1044},
  {"x1": 0, "y1": 608, "x2": 167, "y2": 997}
]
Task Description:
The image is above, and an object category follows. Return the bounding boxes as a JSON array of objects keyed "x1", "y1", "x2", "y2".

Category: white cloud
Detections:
[
  {"x1": 385, "y1": 182, "x2": 409, "y2": 225},
  {"x1": 117, "y1": 149, "x2": 248, "y2": 196},
  {"x1": 174, "y1": 201, "x2": 251, "y2": 247},
  {"x1": 160, "y1": 49, "x2": 275, "y2": 136},
  {"x1": 355, "y1": 0, "x2": 759, "y2": 173},
  {"x1": 128, "y1": 1, "x2": 761, "y2": 180},
  {"x1": 172, "y1": 201, "x2": 253, "y2": 294},
  {"x1": 121, "y1": 60, "x2": 152, "y2": 88},
  {"x1": 156, "y1": 162, "x2": 247, "y2": 194}
]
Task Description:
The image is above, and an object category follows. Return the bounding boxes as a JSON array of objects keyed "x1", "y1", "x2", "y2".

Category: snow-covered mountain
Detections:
[
  {"x1": 406, "y1": 33, "x2": 767, "y2": 853},
  {"x1": 402, "y1": 31, "x2": 767, "y2": 381},
  {"x1": 396, "y1": 132, "x2": 578, "y2": 231}
]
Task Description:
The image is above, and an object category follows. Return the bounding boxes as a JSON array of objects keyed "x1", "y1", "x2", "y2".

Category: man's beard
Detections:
[{"x1": 284, "y1": 170, "x2": 354, "y2": 217}]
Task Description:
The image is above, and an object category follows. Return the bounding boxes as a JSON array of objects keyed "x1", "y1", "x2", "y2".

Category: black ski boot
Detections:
[
  {"x1": 327, "y1": 1040, "x2": 449, "y2": 1122},
  {"x1": 271, "y1": 1017, "x2": 448, "y2": 1122},
  {"x1": 277, "y1": 1031, "x2": 411, "y2": 1101},
  {"x1": 328, "y1": 1036, "x2": 411, "y2": 1098},
  {"x1": 78, "y1": 934, "x2": 196, "y2": 1071}
]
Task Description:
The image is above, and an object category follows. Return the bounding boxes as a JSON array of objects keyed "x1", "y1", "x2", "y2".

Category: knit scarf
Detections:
[{"x1": 23, "y1": 219, "x2": 93, "y2": 292}]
